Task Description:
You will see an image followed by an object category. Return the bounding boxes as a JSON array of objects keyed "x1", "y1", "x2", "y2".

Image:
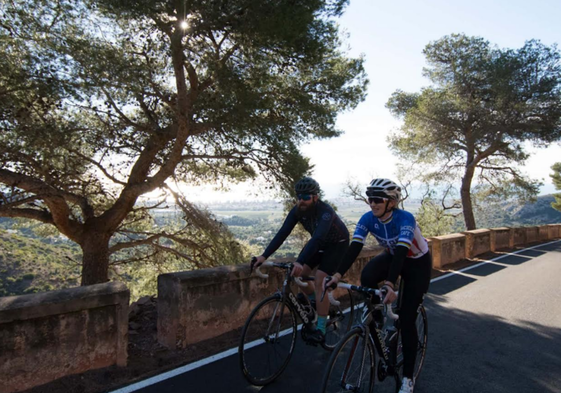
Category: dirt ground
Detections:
[{"x1": 19, "y1": 250, "x2": 515, "y2": 393}]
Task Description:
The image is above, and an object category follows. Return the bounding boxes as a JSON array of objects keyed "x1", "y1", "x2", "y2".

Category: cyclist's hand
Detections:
[
  {"x1": 382, "y1": 285, "x2": 397, "y2": 305},
  {"x1": 251, "y1": 256, "x2": 266, "y2": 272},
  {"x1": 290, "y1": 262, "x2": 303, "y2": 277},
  {"x1": 324, "y1": 275, "x2": 339, "y2": 291}
]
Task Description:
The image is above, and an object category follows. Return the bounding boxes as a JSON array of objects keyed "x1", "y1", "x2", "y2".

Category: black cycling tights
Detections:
[{"x1": 360, "y1": 251, "x2": 432, "y2": 379}]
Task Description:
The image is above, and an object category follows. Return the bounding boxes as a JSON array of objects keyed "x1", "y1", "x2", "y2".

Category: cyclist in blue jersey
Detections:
[
  {"x1": 253, "y1": 177, "x2": 349, "y2": 344},
  {"x1": 325, "y1": 178, "x2": 432, "y2": 393}
]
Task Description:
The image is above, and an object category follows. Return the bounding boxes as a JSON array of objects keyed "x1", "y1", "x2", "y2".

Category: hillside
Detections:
[
  {"x1": 474, "y1": 194, "x2": 561, "y2": 228},
  {"x1": 505, "y1": 195, "x2": 561, "y2": 224},
  {"x1": 0, "y1": 230, "x2": 82, "y2": 297}
]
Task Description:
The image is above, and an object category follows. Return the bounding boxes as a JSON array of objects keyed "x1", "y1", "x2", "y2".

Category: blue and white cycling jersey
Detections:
[{"x1": 352, "y1": 208, "x2": 429, "y2": 259}]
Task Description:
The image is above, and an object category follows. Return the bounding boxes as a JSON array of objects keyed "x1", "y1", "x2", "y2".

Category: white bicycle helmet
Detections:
[{"x1": 366, "y1": 178, "x2": 402, "y2": 202}]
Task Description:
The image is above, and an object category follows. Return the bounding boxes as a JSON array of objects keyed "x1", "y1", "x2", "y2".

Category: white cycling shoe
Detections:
[{"x1": 398, "y1": 377, "x2": 414, "y2": 393}]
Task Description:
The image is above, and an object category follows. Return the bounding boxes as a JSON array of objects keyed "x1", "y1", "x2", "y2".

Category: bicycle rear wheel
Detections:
[
  {"x1": 239, "y1": 294, "x2": 297, "y2": 386},
  {"x1": 323, "y1": 288, "x2": 356, "y2": 350},
  {"x1": 394, "y1": 305, "x2": 428, "y2": 390},
  {"x1": 320, "y1": 327, "x2": 376, "y2": 393}
]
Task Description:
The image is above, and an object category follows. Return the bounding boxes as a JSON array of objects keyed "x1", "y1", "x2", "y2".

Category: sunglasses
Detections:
[
  {"x1": 368, "y1": 197, "x2": 388, "y2": 205},
  {"x1": 297, "y1": 194, "x2": 313, "y2": 201}
]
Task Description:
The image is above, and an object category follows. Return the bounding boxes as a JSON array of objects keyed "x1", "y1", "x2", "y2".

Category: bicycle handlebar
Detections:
[
  {"x1": 254, "y1": 261, "x2": 308, "y2": 287},
  {"x1": 254, "y1": 260, "x2": 340, "y2": 306},
  {"x1": 334, "y1": 282, "x2": 399, "y2": 321}
]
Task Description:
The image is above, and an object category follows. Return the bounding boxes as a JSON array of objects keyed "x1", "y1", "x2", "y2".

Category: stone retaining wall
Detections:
[
  {"x1": 0, "y1": 282, "x2": 129, "y2": 393},
  {"x1": 490, "y1": 227, "x2": 512, "y2": 251},
  {"x1": 157, "y1": 246, "x2": 385, "y2": 348},
  {"x1": 463, "y1": 229, "x2": 492, "y2": 258}
]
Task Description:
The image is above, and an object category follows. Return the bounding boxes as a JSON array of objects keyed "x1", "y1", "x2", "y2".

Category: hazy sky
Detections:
[{"x1": 185, "y1": 0, "x2": 561, "y2": 202}]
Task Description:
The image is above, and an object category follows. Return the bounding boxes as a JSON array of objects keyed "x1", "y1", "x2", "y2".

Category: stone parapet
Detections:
[
  {"x1": 513, "y1": 227, "x2": 527, "y2": 245},
  {"x1": 0, "y1": 282, "x2": 129, "y2": 393},
  {"x1": 547, "y1": 224, "x2": 561, "y2": 239},
  {"x1": 538, "y1": 225, "x2": 549, "y2": 241},
  {"x1": 462, "y1": 229, "x2": 491, "y2": 258},
  {"x1": 425, "y1": 233, "x2": 465, "y2": 269},
  {"x1": 525, "y1": 226, "x2": 539, "y2": 244},
  {"x1": 489, "y1": 227, "x2": 512, "y2": 251},
  {"x1": 157, "y1": 246, "x2": 384, "y2": 349}
]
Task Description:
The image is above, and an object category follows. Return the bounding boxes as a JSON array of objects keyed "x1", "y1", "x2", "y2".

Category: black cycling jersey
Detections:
[{"x1": 262, "y1": 200, "x2": 349, "y2": 264}]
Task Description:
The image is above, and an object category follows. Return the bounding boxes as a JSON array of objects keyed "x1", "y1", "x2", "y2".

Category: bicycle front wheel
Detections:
[
  {"x1": 395, "y1": 305, "x2": 428, "y2": 385},
  {"x1": 238, "y1": 294, "x2": 297, "y2": 386},
  {"x1": 323, "y1": 288, "x2": 356, "y2": 351},
  {"x1": 320, "y1": 327, "x2": 376, "y2": 393}
]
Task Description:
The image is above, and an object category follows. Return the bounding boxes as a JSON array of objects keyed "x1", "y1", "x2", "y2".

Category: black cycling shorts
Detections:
[{"x1": 300, "y1": 239, "x2": 349, "y2": 275}]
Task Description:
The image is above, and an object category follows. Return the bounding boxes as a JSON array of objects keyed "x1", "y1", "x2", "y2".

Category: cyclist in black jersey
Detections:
[
  {"x1": 253, "y1": 177, "x2": 350, "y2": 344},
  {"x1": 325, "y1": 178, "x2": 432, "y2": 393}
]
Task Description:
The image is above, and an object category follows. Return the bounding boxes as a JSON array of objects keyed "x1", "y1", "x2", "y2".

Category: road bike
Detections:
[
  {"x1": 238, "y1": 260, "x2": 357, "y2": 386},
  {"x1": 320, "y1": 281, "x2": 428, "y2": 393}
]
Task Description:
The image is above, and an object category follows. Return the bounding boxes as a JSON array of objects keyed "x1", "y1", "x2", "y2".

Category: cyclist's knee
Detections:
[
  {"x1": 316, "y1": 268, "x2": 328, "y2": 276},
  {"x1": 301, "y1": 263, "x2": 313, "y2": 276},
  {"x1": 314, "y1": 273, "x2": 328, "y2": 293}
]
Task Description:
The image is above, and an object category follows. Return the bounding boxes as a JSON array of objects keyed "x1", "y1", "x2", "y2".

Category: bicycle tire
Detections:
[
  {"x1": 320, "y1": 326, "x2": 376, "y2": 393},
  {"x1": 238, "y1": 294, "x2": 297, "y2": 386},
  {"x1": 322, "y1": 288, "x2": 356, "y2": 351},
  {"x1": 394, "y1": 305, "x2": 428, "y2": 391}
]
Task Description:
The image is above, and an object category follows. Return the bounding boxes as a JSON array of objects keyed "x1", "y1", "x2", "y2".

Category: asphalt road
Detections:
[{"x1": 112, "y1": 240, "x2": 561, "y2": 393}]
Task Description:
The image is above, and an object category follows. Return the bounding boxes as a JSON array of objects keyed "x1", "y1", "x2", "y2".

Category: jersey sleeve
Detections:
[
  {"x1": 262, "y1": 206, "x2": 299, "y2": 259},
  {"x1": 350, "y1": 213, "x2": 371, "y2": 244}
]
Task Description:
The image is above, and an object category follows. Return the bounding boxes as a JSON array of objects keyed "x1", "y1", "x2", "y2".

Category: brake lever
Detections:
[
  {"x1": 320, "y1": 276, "x2": 337, "y2": 302},
  {"x1": 250, "y1": 256, "x2": 257, "y2": 273}
]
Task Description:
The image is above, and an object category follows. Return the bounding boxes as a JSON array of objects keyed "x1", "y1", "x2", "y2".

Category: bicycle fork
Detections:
[
  {"x1": 263, "y1": 297, "x2": 286, "y2": 344},
  {"x1": 339, "y1": 329, "x2": 370, "y2": 392}
]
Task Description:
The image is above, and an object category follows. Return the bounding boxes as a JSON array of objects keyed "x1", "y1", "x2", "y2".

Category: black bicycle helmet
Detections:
[
  {"x1": 366, "y1": 178, "x2": 402, "y2": 201},
  {"x1": 294, "y1": 177, "x2": 320, "y2": 195}
]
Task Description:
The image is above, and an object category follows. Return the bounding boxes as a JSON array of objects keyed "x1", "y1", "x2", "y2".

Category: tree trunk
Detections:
[
  {"x1": 80, "y1": 231, "x2": 112, "y2": 286},
  {"x1": 461, "y1": 168, "x2": 477, "y2": 230}
]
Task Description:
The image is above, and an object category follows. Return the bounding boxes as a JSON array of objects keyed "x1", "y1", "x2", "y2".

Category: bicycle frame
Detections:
[
  {"x1": 255, "y1": 261, "x2": 340, "y2": 325},
  {"x1": 321, "y1": 281, "x2": 428, "y2": 393},
  {"x1": 337, "y1": 283, "x2": 401, "y2": 370},
  {"x1": 361, "y1": 298, "x2": 396, "y2": 366},
  {"x1": 280, "y1": 268, "x2": 314, "y2": 325}
]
